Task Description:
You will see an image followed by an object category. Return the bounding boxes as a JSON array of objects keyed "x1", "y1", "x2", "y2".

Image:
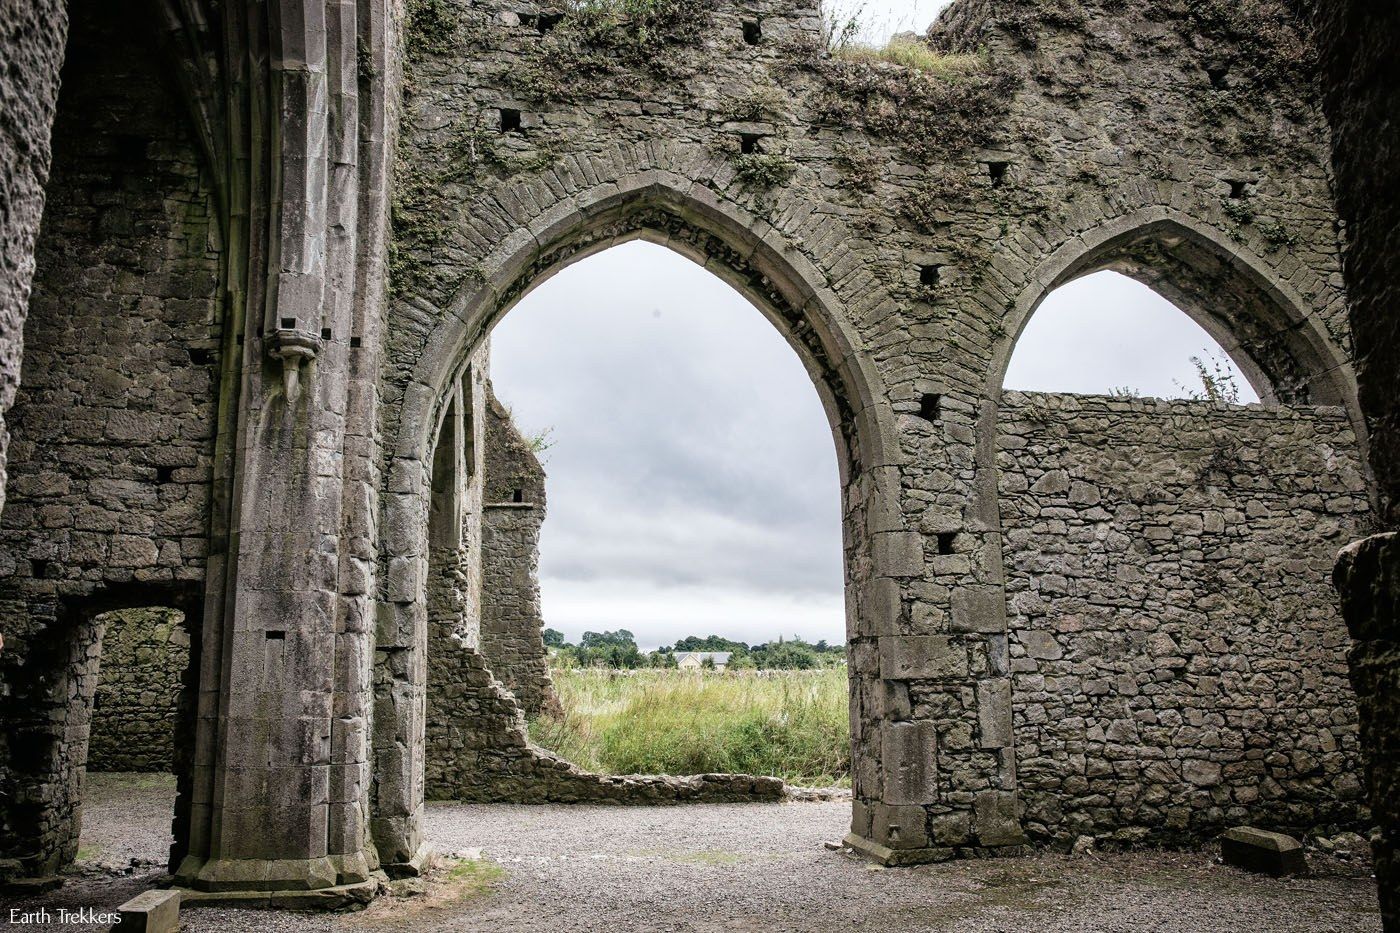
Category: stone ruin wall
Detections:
[
  {"x1": 423, "y1": 363, "x2": 780, "y2": 804},
  {"x1": 0, "y1": 0, "x2": 221, "y2": 876},
  {"x1": 998, "y1": 392, "x2": 1370, "y2": 843},
  {"x1": 478, "y1": 386, "x2": 555, "y2": 718},
  {"x1": 86, "y1": 608, "x2": 190, "y2": 774},
  {"x1": 381, "y1": 0, "x2": 1365, "y2": 862},
  {"x1": 428, "y1": 384, "x2": 1374, "y2": 831},
  {"x1": 1314, "y1": 1, "x2": 1400, "y2": 924},
  {"x1": 0, "y1": 0, "x2": 1388, "y2": 890}
]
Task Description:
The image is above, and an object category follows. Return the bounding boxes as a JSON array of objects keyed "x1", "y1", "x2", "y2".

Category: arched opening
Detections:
[
  {"x1": 73, "y1": 603, "x2": 199, "y2": 875},
  {"x1": 993, "y1": 223, "x2": 1371, "y2": 845},
  {"x1": 1005, "y1": 270, "x2": 1260, "y2": 403},
  {"x1": 0, "y1": 0, "x2": 223, "y2": 880},
  {"x1": 373, "y1": 189, "x2": 902, "y2": 871},
  {"x1": 479, "y1": 240, "x2": 846, "y2": 781},
  {"x1": 419, "y1": 239, "x2": 848, "y2": 797}
]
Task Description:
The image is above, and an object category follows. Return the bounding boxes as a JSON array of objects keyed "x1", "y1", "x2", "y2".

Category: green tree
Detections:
[{"x1": 542, "y1": 628, "x2": 567, "y2": 648}]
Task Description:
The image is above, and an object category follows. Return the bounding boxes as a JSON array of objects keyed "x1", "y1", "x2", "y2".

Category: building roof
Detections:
[{"x1": 675, "y1": 651, "x2": 732, "y2": 664}]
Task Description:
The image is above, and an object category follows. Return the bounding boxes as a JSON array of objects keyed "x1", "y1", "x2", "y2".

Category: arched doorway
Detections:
[
  {"x1": 436, "y1": 239, "x2": 847, "y2": 785},
  {"x1": 372, "y1": 188, "x2": 904, "y2": 874}
]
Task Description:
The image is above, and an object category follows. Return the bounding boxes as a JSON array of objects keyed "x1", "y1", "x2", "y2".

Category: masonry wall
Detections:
[
  {"x1": 0, "y1": 0, "x2": 221, "y2": 877},
  {"x1": 0, "y1": 0, "x2": 67, "y2": 520},
  {"x1": 999, "y1": 392, "x2": 1371, "y2": 844},
  {"x1": 478, "y1": 387, "x2": 553, "y2": 718},
  {"x1": 424, "y1": 639, "x2": 784, "y2": 805},
  {"x1": 1315, "y1": 3, "x2": 1400, "y2": 925},
  {"x1": 0, "y1": 0, "x2": 221, "y2": 603},
  {"x1": 87, "y1": 608, "x2": 190, "y2": 774}
]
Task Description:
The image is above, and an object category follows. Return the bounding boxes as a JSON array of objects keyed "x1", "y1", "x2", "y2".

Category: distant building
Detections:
[{"x1": 675, "y1": 651, "x2": 732, "y2": 671}]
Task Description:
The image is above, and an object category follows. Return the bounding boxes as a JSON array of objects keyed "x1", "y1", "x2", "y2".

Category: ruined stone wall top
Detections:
[{"x1": 483, "y1": 382, "x2": 545, "y2": 506}]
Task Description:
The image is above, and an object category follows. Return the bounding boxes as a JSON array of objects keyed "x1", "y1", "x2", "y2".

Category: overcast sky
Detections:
[{"x1": 487, "y1": 3, "x2": 1256, "y2": 651}]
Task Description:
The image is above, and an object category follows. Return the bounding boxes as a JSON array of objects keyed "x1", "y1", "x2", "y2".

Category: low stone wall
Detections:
[
  {"x1": 998, "y1": 392, "x2": 1371, "y2": 845},
  {"x1": 88, "y1": 607, "x2": 189, "y2": 773},
  {"x1": 424, "y1": 636, "x2": 783, "y2": 805}
]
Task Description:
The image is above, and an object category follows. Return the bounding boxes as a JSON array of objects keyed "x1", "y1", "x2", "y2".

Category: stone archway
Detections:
[{"x1": 372, "y1": 180, "x2": 913, "y2": 873}]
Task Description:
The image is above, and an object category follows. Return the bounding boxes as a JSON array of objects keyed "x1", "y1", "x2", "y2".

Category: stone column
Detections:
[
  {"x1": 173, "y1": 0, "x2": 380, "y2": 899},
  {"x1": 845, "y1": 392, "x2": 1023, "y2": 864}
]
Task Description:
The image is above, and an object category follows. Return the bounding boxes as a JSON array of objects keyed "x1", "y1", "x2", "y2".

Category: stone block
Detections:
[
  {"x1": 1335, "y1": 532, "x2": 1400, "y2": 641},
  {"x1": 930, "y1": 811, "x2": 972, "y2": 846},
  {"x1": 879, "y1": 635, "x2": 967, "y2": 680},
  {"x1": 976, "y1": 678, "x2": 1012, "y2": 749},
  {"x1": 880, "y1": 720, "x2": 937, "y2": 805},
  {"x1": 871, "y1": 531, "x2": 923, "y2": 578},
  {"x1": 872, "y1": 802, "x2": 930, "y2": 850},
  {"x1": 1220, "y1": 827, "x2": 1306, "y2": 877},
  {"x1": 973, "y1": 790, "x2": 1025, "y2": 846},
  {"x1": 951, "y1": 587, "x2": 1007, "y2": 634},
  {"x1": 1018, "y1": 630, "x2": 1063, "y2": 661},
  {"x1": 115, "y1": 889, "x2": 180, "y2": 933}
]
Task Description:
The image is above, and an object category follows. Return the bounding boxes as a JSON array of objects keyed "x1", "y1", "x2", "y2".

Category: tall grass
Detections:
[
  {"x1": 530, "y1": 668, "x2": 851, "y2": 787},
  {"x1": 832, "y1": 40, "x2": 983, "y2": 78}
]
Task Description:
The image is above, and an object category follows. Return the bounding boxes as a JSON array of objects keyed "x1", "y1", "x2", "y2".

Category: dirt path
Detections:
[{"x1": 0, "y1": 774, "x2": 1382, "y2": 932}]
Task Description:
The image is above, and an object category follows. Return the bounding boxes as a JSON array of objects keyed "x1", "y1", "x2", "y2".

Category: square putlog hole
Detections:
[
  {"x1": 918, "y1": 393, "x2": 941, "y2": 422},
  {"x1": 742, "y1": 20, "x2": 762, "y2": 45},
  {"x1": 500, "y1": 108, "x2": 522, "y2": 132}
]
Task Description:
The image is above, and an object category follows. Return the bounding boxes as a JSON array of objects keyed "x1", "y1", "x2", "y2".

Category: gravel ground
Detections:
[{"x1": 0, "y1": 774, "x2": 1382, "y2": 932}]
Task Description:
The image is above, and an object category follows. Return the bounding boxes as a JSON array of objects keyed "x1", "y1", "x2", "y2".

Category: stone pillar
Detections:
[
  {"x1": 1315, "y1": 4, "x2": 1400, "y2": 928},
  {"x1": 172, "y1": 0, "x2": 381, "y2": 899},
  {"x1": 844, "y1": 417, "x2": 1023, "y2": 865}
]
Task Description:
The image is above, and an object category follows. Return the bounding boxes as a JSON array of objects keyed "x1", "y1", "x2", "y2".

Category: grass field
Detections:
[{"x1": 528, "y1": 667, "x2": 851, "y2": 787}]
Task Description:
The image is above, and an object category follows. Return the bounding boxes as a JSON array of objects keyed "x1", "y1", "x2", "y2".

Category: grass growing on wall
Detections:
[
  {"x1": 529, "y1": 668, "x2": 852, "y2": 786},
  {"x1": 831, "y1": 38, "x2": 983, "y2": 77}
]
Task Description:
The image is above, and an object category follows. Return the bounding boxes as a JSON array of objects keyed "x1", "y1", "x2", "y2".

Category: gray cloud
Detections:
[{"x1": 491, "y1": 242, "x2": 844, "y2": 644}]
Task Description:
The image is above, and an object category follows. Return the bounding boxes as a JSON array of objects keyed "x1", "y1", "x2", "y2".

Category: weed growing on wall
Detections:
[{"x1": 733, "y1": 153, "x2": 798, "y2": 190}]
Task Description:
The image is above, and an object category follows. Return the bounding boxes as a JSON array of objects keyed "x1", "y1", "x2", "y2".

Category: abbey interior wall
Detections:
[
  {"x1": 0, "y1": 0, "x2": 221, "y2": 876},
  {"x1": 1315, "y1": 1, "x2": 1400, "y2": 924},
  {"x1": 999, "y1": 392, "x2": 1370, "y2": 843},
  {"x1": 86, "y1": 608, "x2": 191, "y2": 774},
  {"x1": 0, "y1": 0, "x2": 1389, "y2": 894},
  {"x1": 381, "y1": 0, "x2": 1362, "y2": 863}
]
